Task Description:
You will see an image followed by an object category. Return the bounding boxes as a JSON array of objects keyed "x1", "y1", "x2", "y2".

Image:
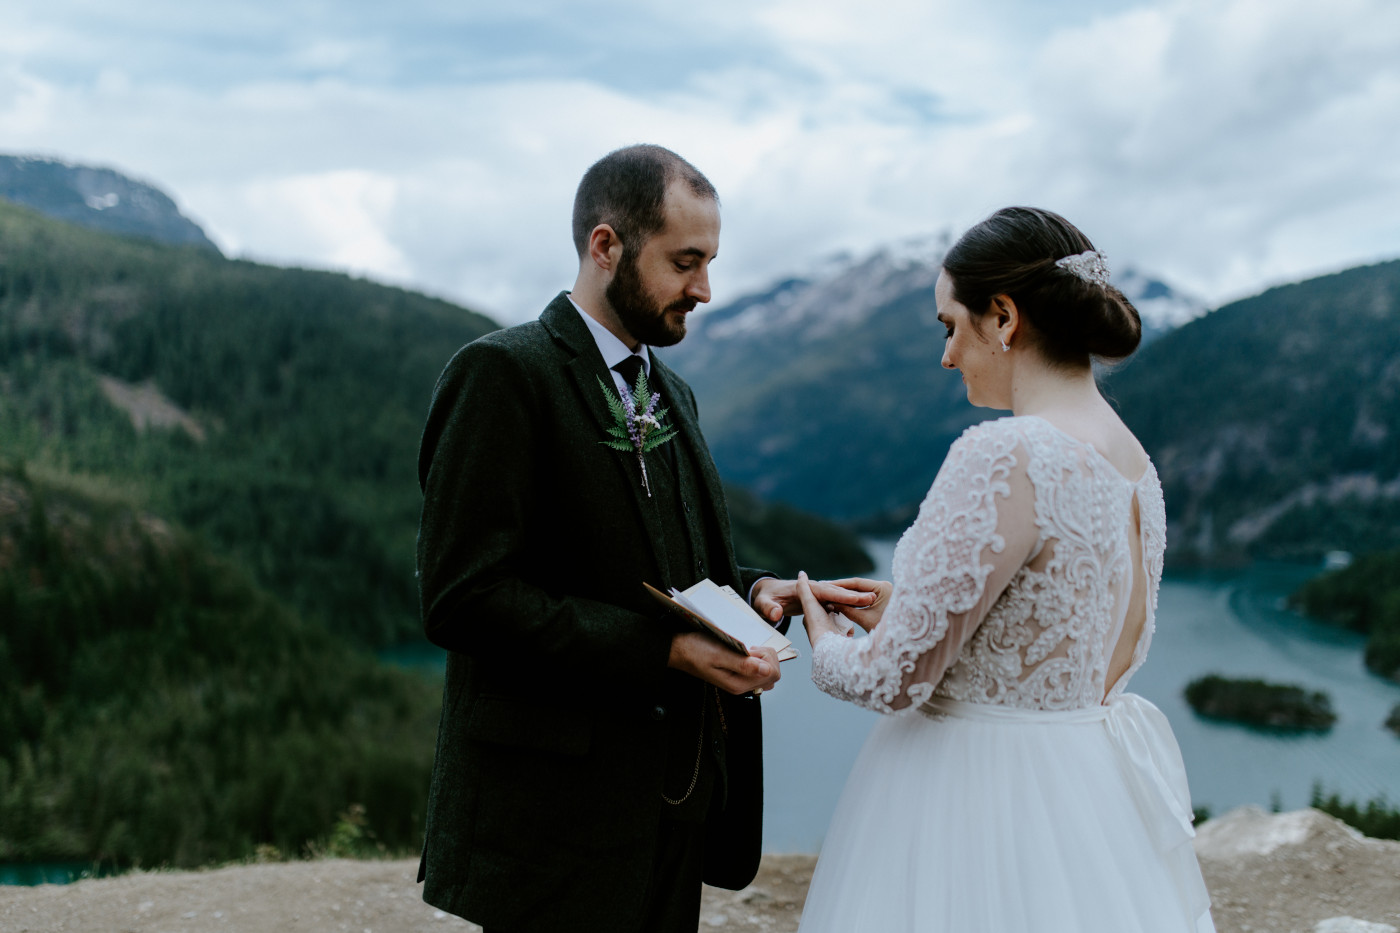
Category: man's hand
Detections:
[
  {"x1": 668, "y1": 633, "x2": 781, "y2": 695},
  {"x1": 750, "y1": 576, "x2": 879, "y2": 625}
]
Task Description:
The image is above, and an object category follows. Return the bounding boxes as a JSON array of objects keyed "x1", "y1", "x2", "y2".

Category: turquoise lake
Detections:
[
  {"x1": 385, "y1": 546, "x2": 1400, "y2": 854},
  {"x1": 13, "y1": 548, "x2": 1393, "y2": 885},
  {"x1": 760, "y1": 545, "x2": 1400, "y2": 852}
]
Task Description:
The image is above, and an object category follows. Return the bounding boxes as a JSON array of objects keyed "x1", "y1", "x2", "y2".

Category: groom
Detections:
[{"x1": 415, "y1": 144, "x2": 869, "y2": 933}]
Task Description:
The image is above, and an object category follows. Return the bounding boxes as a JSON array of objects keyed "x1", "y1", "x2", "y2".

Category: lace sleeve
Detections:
[{"x1": 810, "y1": 421, "x2": 1040, "y2": 713}]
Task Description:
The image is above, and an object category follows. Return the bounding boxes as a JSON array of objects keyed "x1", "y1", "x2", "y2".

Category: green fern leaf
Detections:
[
  {"x1": 641, "y1": 428, "x2": 679, "y2": 453},
  {"x1": 596, "y1": 376, "x2": 631, "y2": 426}
]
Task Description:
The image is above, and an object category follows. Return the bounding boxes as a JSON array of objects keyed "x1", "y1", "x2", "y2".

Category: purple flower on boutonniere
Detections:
[{"x1": 597, "y1": 370, "x2": 678, "y2": 497}]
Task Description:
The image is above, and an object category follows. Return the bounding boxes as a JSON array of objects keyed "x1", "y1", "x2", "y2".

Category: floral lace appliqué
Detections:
[{"x1": 811, "y1": 416, "x2": 1165, "y2": 715}]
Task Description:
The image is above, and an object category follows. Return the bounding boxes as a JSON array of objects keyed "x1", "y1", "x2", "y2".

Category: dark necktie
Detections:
[{"x1": 612, "y1": 354, "x2": 645, "y2": 394}]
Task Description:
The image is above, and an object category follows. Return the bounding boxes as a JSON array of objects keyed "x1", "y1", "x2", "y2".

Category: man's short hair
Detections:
[{"x1": 571, "y1": 145, "x2": 718, "y2": 258}]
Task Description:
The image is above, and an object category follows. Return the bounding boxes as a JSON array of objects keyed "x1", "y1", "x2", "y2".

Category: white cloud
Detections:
[
  {"x1": 1009, "y1": 0, "x2": 1400, "y2": 301},
  {"x1": 1, "y1": 0, "x2": 1398, "y2": 324},
  {"x1": 215, "y1": 170, "x2": 412, "y2": 280}
]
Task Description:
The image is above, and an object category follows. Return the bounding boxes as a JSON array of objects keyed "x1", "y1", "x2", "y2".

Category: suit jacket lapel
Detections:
[
  {"x1": 542, "y1": 294, "x2": 620, "y2": 437},
  {"x1": 541, "y1": 294, "x2": 673, "y2": 585}
]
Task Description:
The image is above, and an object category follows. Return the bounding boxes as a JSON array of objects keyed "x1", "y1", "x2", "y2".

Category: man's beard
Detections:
[{"x1": 606, "y1": 248, "x2": 693, "y2": 347}]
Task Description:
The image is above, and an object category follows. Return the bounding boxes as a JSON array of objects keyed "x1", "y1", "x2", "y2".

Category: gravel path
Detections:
[{"x1": 3, "y1": 808, "x2": 1397, "y2": 933}]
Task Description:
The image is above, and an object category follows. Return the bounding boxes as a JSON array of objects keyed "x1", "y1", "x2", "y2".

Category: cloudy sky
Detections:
[{"x1": 3, "y1": 0, "x2": 1398, "y2": 324}]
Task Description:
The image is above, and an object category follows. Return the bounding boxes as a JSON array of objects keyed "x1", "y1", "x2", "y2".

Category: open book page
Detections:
[{"x1": 647, "y1": 578, "x2": 797, "y2": 661}]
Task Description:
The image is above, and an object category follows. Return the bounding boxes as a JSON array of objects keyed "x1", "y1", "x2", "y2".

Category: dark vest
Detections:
[{"x1": 645, "y1": 382, "x2": 732, "y2": 822}]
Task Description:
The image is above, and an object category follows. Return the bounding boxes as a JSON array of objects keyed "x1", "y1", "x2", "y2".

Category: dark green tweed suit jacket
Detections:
[{"x1": 415, "y1": 292, "x2": 773, "y2": 932}]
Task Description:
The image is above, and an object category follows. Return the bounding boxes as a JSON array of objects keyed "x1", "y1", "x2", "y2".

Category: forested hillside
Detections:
[
  {"x1": 1290, "y1": 550, "x2": 1400, "y2": 681},
  {"x1": 0, "y1": 463, "x2": 440, "y2": 866},
  {"x1": 1108, "y1": 259, "x2": 1400, "y2": 563},
  {"x1": 0, "y1": 199, "x2": 497, "y2": 647}
]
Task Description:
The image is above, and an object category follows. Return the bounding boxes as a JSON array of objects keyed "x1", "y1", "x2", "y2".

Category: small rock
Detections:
[
  {"x1": 1315, "y1": 919, "x2": 1398, "y2": 933},
  {"x1": 705, "y1": 915, "x2": 728, "y2": 927}
]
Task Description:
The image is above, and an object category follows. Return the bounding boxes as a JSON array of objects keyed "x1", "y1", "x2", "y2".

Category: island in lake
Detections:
[{"x1": 1184, "y1": 674, "x2": 1337, "y2": 732}]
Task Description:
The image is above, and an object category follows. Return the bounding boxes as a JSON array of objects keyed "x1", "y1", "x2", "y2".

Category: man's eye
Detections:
[{"x1": 944, "y1": 329, "x2": 954, "y2": 340}]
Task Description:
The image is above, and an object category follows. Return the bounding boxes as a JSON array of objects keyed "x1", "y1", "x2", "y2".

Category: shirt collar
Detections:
[{"x1": 568, "y1": 294, "x2": 651, "y2": 375}]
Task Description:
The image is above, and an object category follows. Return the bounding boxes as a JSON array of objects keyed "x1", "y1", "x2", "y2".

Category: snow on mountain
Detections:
[
  {"x1": 0, "y1": 154, "x2": 217, "y2": 251},
  {"x1": 1115, "y1": 267, "x2": 1209, "y2": 329},
  {"x1": 704, "y1": 232, "x2": 951, "y2": 343},
  {"x1": 698, "y1": 233, "x2": 1203, "y2": 346}
]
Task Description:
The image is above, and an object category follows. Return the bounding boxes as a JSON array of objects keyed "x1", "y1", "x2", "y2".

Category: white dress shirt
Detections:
[{"x1": 568, "y1": 294, "x2": 651, "y2": 398}]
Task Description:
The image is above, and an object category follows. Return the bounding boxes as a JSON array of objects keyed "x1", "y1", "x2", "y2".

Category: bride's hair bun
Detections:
[{"x1": 941, "y1": 207, "x2": 1141, "y2": 365}]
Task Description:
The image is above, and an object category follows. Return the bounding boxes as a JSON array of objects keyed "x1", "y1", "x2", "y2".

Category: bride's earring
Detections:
[{"x1": 1000, "y1": 340, "x2": 1010, "y2": 352}]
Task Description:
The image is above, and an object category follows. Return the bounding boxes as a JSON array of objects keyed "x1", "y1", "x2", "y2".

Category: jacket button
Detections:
[
  {"x1": 651, "y1": 705, "x2": 667, "y2": 721},
  {"x1": 683, "y1": 500, "x2": 691, "y2": 513},
  {"x1": 697, "y1": 560, "x2": 705, "y2": 575}
]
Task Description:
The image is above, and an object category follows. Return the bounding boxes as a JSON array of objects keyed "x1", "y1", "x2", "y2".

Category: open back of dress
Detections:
[
  {"x1": 802, "y1": 415, "x2": 1213, "y2": 933},
  {"x1": 811, "y1": 414, "x2": 1167, "y2": 715}
]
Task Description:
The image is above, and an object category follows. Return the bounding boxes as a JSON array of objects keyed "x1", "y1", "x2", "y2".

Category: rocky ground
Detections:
[{"x1": 2, "y1": 808, "x2": 1397, "y2": 933}]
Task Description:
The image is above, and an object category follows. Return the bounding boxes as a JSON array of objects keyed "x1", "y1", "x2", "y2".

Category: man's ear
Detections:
[{"x1": 588, "y1": 224, "x2": 624, "y2": 272}]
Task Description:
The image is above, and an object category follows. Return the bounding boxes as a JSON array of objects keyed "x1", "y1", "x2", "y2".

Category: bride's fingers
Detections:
[{"x1": 795, "y1": 571, "x2": 828, "y2": 620}]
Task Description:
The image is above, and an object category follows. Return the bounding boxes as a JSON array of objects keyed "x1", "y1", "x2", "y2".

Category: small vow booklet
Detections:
[{"x1": 645, "y1": 578, "x2": 798, "y2": 661}]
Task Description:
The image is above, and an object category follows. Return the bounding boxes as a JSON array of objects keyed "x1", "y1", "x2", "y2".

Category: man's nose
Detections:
[
  {"x1": 687, "y1": 268, "x2": 711, "y2": 304},
  {"x1": 941, "y1": 349, "x2": 955, "y2": 369}
]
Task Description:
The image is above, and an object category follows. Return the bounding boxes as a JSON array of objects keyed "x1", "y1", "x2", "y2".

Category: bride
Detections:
[{"x1": 793, "y1": 207, "x2": 1215, "y2": 932}]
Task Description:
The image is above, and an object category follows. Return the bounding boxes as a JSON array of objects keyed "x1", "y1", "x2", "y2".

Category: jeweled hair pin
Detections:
[{"x1": 1054, "y1": 250, "x2": 1110, "y2": 287}]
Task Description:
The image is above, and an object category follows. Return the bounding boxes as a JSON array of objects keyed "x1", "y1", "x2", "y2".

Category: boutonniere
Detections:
[{"x1": 597, "y1": 370, "x2": 678, "y2": 497}]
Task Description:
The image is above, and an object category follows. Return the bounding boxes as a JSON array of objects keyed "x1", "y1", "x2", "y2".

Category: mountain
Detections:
[
  {"x1": 1107, "y1": 259, "x2": 1400, "y2": 563},
  {"x1": 666, "y1": 234, "x2": 1203, "y2": 526},
  {"x1": 675, "y1": 238, "x2": 1398, "y2": 563},
  {"x1": 1116, "y1": 266, "x2": 1209, "y2": 339},
  {"x1": 0, "y1": 193, "x2": 872, "y2": 649},
  {"x1": 0, "y1": 197, "x2": 498, "y2": 648},
  {"x1": 0, "y1": 177, "x2": 873, "y2": 870},
  {"x1": 0, "y1": 154, "x2": 218, "y2": 251}
]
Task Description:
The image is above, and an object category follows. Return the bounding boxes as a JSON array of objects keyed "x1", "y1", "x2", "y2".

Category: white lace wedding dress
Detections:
[{"x1": 800, "y1": 415, "x2": 1214, "y2": 933}]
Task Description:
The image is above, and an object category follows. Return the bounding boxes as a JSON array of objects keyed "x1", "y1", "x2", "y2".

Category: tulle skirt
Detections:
[{"x1": 797, "y1": 694, "x2": 1215, "y2": 933}]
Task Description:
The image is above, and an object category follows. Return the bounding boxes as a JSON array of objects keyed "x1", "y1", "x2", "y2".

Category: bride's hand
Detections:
[
  {"x1": 821, "y1": 577, "x2": 892, "y2": 633},
  {"x1": 795, "y1": 571, "x2": 863, "y2": 645}
]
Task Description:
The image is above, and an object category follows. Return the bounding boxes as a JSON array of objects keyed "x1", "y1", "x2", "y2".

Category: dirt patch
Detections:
[
  {"x1": 2, "y1": 808, "x2": 1397, "y2": 933},
  {"x1": 98, "y1": 375, "x2": 205, "y2": 442}
]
